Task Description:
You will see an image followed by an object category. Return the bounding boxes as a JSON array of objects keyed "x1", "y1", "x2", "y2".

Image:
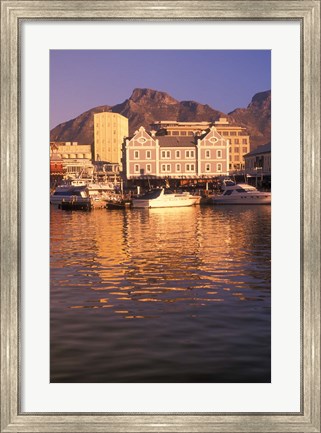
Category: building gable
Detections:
[
  {"x1": 127, "y1": 126, "x2": 157, "y2": 148},
  {"x1": 198, "y1": 127, "x2": 226, "y2": 147}
]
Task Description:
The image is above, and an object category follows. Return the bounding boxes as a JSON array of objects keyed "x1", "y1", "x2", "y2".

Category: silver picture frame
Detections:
[{"x1": 1, "y1": 1, "x2": 320, "y2": 432}]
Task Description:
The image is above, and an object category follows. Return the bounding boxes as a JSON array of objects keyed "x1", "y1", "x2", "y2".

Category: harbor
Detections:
[
  {"x1": 50, "y1": 203, "x2": 271, "y2": 383},
  {"x1": 49, "y1": 52, "x2": 272, "y2": 384},
  {"x1": 51, "y1": 180, "x2": 271, "y2": 210}
]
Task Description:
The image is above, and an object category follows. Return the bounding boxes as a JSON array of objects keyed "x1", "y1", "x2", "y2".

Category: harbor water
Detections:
[{"x1": 50, "y1": 205, "x2": 271, "y2": 383}]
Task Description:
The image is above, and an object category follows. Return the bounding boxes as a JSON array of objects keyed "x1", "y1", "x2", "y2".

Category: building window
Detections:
[
  {"x1": 222, "y1": 131, "x2": 229, "y2": 136},
  {"x1": 186, "y1": 164, "x2": 195, "y2": 172},
  {"x1": 217, "y1": 163, "x2": 222, "y2": 172},
  {"x1": 146, "y1": 150, "x2": 151, "y2": 159},
  {"x1": 216, "y1": 150, "x2": 222, "y2": 158},
  {"x1": 134, "y1": 164, "x2": 140, "y2": 173},
  {"x1": 161, "y1": 164, "x2": 170, "y2": 172},
  {"x1": 172, "y1": 131, "x2": 179, "y2": 136},
  {"x1": 185, "y1": 150, "x2": 195, "y2": 158},
  {"x1": 234, "y1": 155, "x2": 240, "y2": 161},
  {"x1": 234, "y1": 147, "x2": 239, "y2": 153},
  {"x1": 242, "y1": 147, "x2": 248, "y2": 153},
  {"x1": 242, "y1": 138, "x2": 248, "y2": 144},
  {"x1": 230, "y1": 131, "x2": 236, "y2": 136},
  {"x1": 146, "y1": 164, "x2": 151, "y2": 173},
  {"x1": 235, "y1": 139, "x2": 239, "y2": 144},
  {"x1": 205, "y1": 163, "x2": 211, "y2": 172},
  {"x1": 205, "y1": 150, "x2": 210, "y2": 159},
  {"x1": 134, "y1": 150, "x2": 139, "y2": 159},
  {"x1": 181, "y1": 131, "x2": 187, "y2": 136},
  {"x1": 176, "y1": 163, "x2": 181, "y2": 172},
  {"x1": 161, "y1": 150, "x2": 171, "y2": 159},
  {"x1": 175, "y1": 150, "x2": 180, "y2": 158}
]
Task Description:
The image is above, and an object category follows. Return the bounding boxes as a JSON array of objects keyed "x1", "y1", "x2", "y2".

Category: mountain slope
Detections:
[
  {"x1": 228, "y1": 90, "x2": 271, "y2": 148},
  {"x1": 50, "y1": 88, "x2": 271, "y2": 149},
  {"x1": 50, "y1": 105, "x2": 111, "y2": 144}
]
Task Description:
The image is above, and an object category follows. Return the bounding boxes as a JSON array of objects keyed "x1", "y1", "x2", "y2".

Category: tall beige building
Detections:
[
  {"x1": 214, "y1": 118, "x2": 250, "y2": 171},
  {"x1": 94, "y1": 112, "x2": 128, "y2": 165}
]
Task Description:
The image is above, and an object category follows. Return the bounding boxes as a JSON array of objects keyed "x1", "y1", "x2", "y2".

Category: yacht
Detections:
[
  {"x1": 50, "y1": 185, "x2": 90, "y2": 205},
  {"x1": 212, "y1": 183, "x2": 271, "y2": 205},
  {"x1": 70, "y1": 179, "x2": 115, "y2": 199},
  {"x1": 51, "y1": 179, "x2": 116, "y2": 205},
  {"x1": 132, "y1": 188, "x2": 198, "y2": 208}
]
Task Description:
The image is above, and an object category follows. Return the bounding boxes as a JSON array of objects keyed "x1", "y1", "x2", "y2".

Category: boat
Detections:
[
  {"x1": 191, "y1": 194, "x2": 201, "y2": 205},
  {"x1": 53, "y1": 186, "x2": 92, "y2": 210},
  {"x1": 60, "y1": 196, "x2": 92, "y2": 211},
  {"x1": 50, "y1": 185, "x2": 90, "y2": 205},
  {"x1": 51, "y1": 179, "x2": 117, "y2": 205},
  {"x1": 212, "y1": 183, "x2": 271, "y2": 205},
  {"x1": 131, "y1": 188, "x2": 198, "y2": 208},
  {"x1": 70, "y1": 179, "x2": 116, "y2": 201},
  {"x1": 106, "y1": 200, "x2": 131, "y2": 210}
]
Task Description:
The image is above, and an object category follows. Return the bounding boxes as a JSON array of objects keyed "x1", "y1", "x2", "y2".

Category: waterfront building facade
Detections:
[
  {"x1": 213, "y1": 118, "x2": 250, "y2": 172},
  {"x1": 244, "y1": 142, "x2": 271, "y2": 176},
  {"x1": 92, "y1": 161, "x2": 121, "y2": 184},
  {"x1": 150, "y1": 120, "x2": 212, "y2": 137},
  {"x1": 50, "y1": 141, "x2": 92, "y2": 178},
  {"x1": 94, "y1": 112, "x2": 129, "y2": 166},
  {"x1": 123, "y1": 126, "x2": 229, "y2": 180},
  {"x1": 150, "y1": 118, "x2": 250, "y2": 172}
]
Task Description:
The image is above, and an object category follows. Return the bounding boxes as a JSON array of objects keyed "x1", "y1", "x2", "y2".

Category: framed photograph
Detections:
[{"x1": 1, "y1": 1, "x2": 320, "y2": 432}]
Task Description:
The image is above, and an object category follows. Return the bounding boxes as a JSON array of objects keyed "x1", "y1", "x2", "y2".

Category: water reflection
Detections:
[{"x1": 51, "y1": 205, "x2": 271, "y2": 382}]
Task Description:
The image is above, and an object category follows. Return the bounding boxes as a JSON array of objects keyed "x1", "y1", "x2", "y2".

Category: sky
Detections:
[{"x1": 50, "y1": 50, "x2": 271, "y2": 129}]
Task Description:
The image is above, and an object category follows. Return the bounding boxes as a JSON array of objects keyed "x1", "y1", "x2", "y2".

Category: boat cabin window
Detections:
[
  {"x1": 223, "y1": 190, "x2": 233, "y2": 196},
  {"x1": 53, "y1": 190, "x2": 74, "y2": 196},
  {"x1": 140, "y1": 189, "x2": 162, "y2": 199}
]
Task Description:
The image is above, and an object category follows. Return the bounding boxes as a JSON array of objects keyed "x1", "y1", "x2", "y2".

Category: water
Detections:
[{"x1": 50, "y1": 205, "x2": 271, "y2": 383}]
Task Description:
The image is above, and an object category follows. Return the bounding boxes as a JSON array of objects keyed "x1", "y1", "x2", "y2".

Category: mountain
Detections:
[
  {"x1": 228, "y1": 90, "x2": 271, "y2": 148},
  {"x1": 50, "y1": 105, "x2": 111, "y2": 144},
  {"x1": 50, "y1": 88, "x2": 271, "y2": 149}
]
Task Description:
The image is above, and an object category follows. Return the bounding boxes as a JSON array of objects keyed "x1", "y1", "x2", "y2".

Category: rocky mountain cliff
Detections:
[
  {"x1": 50, "y1": 88, "x2": 271, "y2": 149},
  {"x1": 228, "y1": 90, "x2": 271, "y2": 148}
]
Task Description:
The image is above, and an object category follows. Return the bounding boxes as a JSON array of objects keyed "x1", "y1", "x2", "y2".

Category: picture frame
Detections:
[{"x1": 1, "y1": 1, "x2": 320, "y2": 432}]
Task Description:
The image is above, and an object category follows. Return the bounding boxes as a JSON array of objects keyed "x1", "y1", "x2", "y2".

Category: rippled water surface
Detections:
[{"x1": 51, "y1": 205, "x2": 271, "y2": 383}]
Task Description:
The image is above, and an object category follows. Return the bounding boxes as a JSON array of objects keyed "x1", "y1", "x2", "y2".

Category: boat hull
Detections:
[
  {"x1": 60, "y1": 197, "x2": 92, "y2": 211},
  {"x1": 132, "y1": 197, "x2": 196, "y2": 208},
  {"x1": 213, "y1": 195, "x2": 271, "y2": 205}
]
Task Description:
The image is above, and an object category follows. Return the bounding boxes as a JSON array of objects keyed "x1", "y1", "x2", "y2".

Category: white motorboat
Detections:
[
  {"x1": 132, "y1": 188, "x2": 198, "y2": 208},
  {"x1": 51, "y1": 179, "x2": 116, "y2": 205},
  {"x1": 70, "y1": 179, "x2": 115, "y2": 199},
  {"x1": 212, "y1": 183, "x2": 271, "y2": 205},
  {"x1": 50, "y1": 185, "x2": 90, "y2": 205}
]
